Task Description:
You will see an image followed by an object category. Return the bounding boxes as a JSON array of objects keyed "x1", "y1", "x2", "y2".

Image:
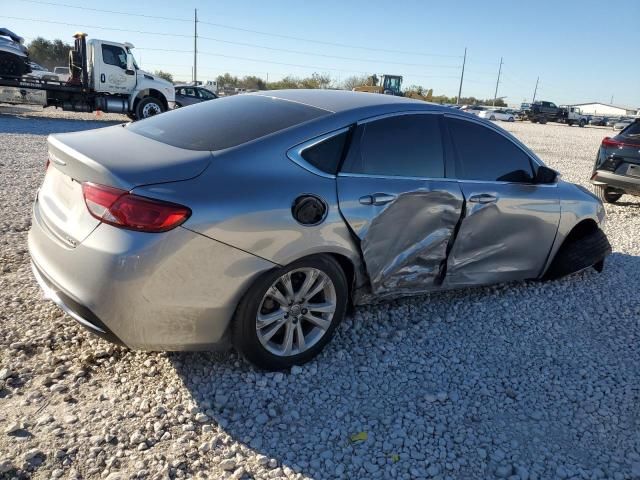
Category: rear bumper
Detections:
[
  {"x1": 591, "y1": 170, "x2": 640, "y2": 195},
  {"x1": 28, "y1": 198, "x2": 277, "y2": 350}
]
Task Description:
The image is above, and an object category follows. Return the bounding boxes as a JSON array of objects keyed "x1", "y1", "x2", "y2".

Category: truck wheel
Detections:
[
  {"x1": 579, "y1": 119, "x2": 586, "y2": 127},
  {"x1": 544, "y1": 228, "x2": 611, "y2": 280},
  {"x1": 135, "y1": 97, "x2": 165, "y2": 120},
  {"x1": 531, "y1": 119, "x2": 538, "y2": 124},
  {"x1": 593, "y1": 185, "x2": 622, "y2": 204},
  {"x1": 539, "y1": 118, "x2": 548, "y2": 124}
]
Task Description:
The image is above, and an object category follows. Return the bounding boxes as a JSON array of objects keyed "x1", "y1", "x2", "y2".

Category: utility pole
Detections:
[
  {"x1": 532, "y1": 76, "x2": 539, "y2": 103},
  {"x1": 457, "y1": 47, "x2": 466, "y2": 105},
  {"x1": 193, "y1": 8, "x2": 198, "y2": 84},
  {"x1": 492, "y1": 57, "x2": 503, "y2": 106},
  {"x1": 610, "y1": 94, "x2": 614, "y2": 104}
]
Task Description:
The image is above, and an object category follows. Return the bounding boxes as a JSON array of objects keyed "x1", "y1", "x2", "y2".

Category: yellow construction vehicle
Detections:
[{"x1": 353, "y1": 74, "x2": 433, "y2": 102}]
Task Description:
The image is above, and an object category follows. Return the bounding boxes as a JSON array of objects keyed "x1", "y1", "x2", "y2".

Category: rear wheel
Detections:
[
  {"x1": 135, "y1": 97, "x2": 165, "y2": 120},
  {"x1": 545, "y1": 228, "x2": 611, "y2": 280},
  {"x1": 508, "y1": 116, "x2": 514, "y2": 122},
  {"x1": 232, "y1": 255, "x2": 348, "y2": 370},
  {"x1": 490, "y1": 115, "x2": 496, "y2": 121},
  {"x1": 594, "y1": 185, "x2": 622, "y2": 203}
]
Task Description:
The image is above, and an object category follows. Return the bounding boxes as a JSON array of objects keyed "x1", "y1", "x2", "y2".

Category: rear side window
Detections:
[
  {"x1": 447, "y1": 117, "x2": 534, "y2": 182},
  {"x1": 342, "y1": 114, "x2": 444, "y2": 178},
  {"x1": 128, "y1": 95, "x2": 329, "y2": 151},
  {"x1": 301, "y1": 131, "x2": 349, "y2": 175}
]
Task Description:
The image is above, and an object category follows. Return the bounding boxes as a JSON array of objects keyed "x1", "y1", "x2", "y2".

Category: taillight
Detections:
[
  {"x1": 82, "y1": 182, "x2": 191, "y2": 233},
  {"x1": 602, "y1": 136, "x2": 640, "y2": 148}
]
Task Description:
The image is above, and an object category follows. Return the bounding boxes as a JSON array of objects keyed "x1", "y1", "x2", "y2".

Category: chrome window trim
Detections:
[
  {"x1": 286, "y1": 127, "x2": 351, "y2": 179},
  {"x1": 337, "y1": 172, "x2": 450, "y2": 182},
  {"x1": 356, "y1": 109, "x2": 442, "y2": 125}
]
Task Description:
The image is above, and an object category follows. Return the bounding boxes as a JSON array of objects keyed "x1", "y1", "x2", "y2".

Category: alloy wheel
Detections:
[{"x1": 256, "y1": 268, "x2": 336, "y2": 357}]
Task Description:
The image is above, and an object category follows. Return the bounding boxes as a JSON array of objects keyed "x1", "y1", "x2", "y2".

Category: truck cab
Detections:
[{"x1": 88, "y1": 39, "x2": 174, "y2": 118}]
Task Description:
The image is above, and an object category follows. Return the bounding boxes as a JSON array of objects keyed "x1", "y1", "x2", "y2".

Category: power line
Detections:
[
  {"x1": 11, "y1": 0, "x2": 462, "y2": 58},
  {"x1": 9, "y1": 15, "x2": 464, "y2": 70}
]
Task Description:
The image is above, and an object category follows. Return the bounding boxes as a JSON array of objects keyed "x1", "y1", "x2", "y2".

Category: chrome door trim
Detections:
[{"x1": 337, "y1": 172, "x2": 450, "y2": 182}]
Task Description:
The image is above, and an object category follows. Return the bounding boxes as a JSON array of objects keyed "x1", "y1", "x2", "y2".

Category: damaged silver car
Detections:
[{"x1": 29, "y1": 90, "x2": 610, "y2": 370}]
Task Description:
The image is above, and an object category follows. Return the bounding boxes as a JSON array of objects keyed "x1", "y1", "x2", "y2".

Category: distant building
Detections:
[{"x1": 570, "y1": 102, "x2": 638, "y2": 116}]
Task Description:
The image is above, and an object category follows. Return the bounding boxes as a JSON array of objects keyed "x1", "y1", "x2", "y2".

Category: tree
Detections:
[
  {"x1": 154, "y1": 70, "x2": 174, "y2": 83},
  {"x1": 240, "y1": 75, "x2": 266, "y2": 90},
  {"x1": 28, "y1": 37, "x2": 72, "y2": 70},
  {"x1": 342, "y1": 75, "x2": 368, "y2": 90},
  {"x1": 216, "y1": 73, "x2": 239, "y2": 88}
]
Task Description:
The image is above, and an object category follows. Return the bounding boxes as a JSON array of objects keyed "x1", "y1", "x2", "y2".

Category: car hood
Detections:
[{"x1": 48, "y1": 124, "x2": 212, "y2": 190}]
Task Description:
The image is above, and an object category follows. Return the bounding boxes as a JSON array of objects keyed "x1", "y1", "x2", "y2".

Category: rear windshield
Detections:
[
  {"x1": 619, "y1": 120, "x2": 640, "y2": 140},
  {"x1": 128, "y1": 94, "x2": 330, "y2": 151}
]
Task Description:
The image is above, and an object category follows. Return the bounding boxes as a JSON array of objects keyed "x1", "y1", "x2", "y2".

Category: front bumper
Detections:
[
  {"x1": 28, "y1": 199, "x2": 276, "y2": 350},
  {"x1": 591, "y1": 170, "x2": 640, "y2": 196}
]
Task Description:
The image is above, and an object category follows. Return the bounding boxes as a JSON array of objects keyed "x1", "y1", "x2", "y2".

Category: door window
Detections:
[
  {"x1": 342, "y1": 114, "x2": 444, "y2": 178},
  {"x1": 447, "y1": 117, "x2": 534, "y2": 182},
  {"x1": 101, "y1": 44, "x2": 127, "y2": 69}
]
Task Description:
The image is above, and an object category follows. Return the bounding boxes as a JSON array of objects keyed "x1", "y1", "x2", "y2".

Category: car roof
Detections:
[{"x1": 250, "y1": 89, "x2": 445, "y2": 114}]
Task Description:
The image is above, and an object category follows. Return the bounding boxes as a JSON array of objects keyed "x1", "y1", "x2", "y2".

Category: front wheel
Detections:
[
  {"x1": 490, "y1": 115, "x2": 496, "y2": 121},
  {"x1": 232, "y1": 255, "x2": 348, "y2": 370},
  {"x1": 135, "y1": 97, "x2": 165, "y2": 120},
  {"x1": 594, "y1": 185, "x2": 622, "y2": 203}
]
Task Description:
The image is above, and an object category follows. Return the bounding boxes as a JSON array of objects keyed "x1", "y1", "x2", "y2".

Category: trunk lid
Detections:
[{"x1": 38, "y1": 124, "x2": 211, "y2": 247}]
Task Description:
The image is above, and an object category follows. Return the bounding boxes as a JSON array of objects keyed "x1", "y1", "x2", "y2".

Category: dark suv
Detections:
[{"x1": 591, "y1": 119, "x2": 640, "y2": 203}]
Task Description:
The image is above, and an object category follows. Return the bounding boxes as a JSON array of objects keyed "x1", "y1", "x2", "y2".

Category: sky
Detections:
[{"x1": 4, "y1": 0, "x2": 639, "y2": 107}]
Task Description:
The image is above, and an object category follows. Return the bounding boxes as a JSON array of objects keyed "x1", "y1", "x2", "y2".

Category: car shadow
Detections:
[{"x1": 167, "y1": 251, "x2": 640, "y2": 478}]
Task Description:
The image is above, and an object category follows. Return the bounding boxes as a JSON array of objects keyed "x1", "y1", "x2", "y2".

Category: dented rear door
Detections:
[{"x1": 337, "y1": 112, "x2": 465, "y2": 297}]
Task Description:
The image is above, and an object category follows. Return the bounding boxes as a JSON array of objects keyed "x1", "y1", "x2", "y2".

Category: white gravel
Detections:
[{"x1": 1, "y1": 106, "x2": 639, "y2": 480}]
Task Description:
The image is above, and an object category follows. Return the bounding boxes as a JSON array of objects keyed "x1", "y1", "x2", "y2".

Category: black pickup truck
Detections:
[{"x1": 524, "y1": 101, "x2": 589, "y2": 127}]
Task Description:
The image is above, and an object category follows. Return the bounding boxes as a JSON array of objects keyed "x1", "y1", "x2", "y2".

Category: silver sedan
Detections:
[{"x1": 29, "y1": 90, "x2": 610, "y2": 370}]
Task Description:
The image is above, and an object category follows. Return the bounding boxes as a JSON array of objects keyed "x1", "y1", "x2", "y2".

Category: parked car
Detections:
[
  {"x1": 613, "y1": 117, "x2": 634, "y2": 131},
  {"x1": 0, "y1": 28, "x2": 30, "y2": 77},
  {"x1": 53, "y1": 66, "x2": 70, "y2": 82},
  {"x1": 590, "y1": 116, "x2": 609, "y2": 127},
  {"x1": 174, "y1": 85, "x2": 218, "y2": 107},
  {"x1": 29, "y1": 90, "x2": 610, "y2": 369},
  {"x1": 591, "y1": 119, "x2": 640, "y2": 203},
  {"x1": 460, "y1": 105, "x2": 488, "y2": 116},
  {"x1": 25, "y1": 62, "x2": 59, "y2": 81},
  {"x1": 478, "y1": 109, "x2": 515, "y2": 122}
]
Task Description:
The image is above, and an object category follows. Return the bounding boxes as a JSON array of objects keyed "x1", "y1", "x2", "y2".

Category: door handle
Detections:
[
  {"x1": 359, "y1": 193, "x2": 396, "y2": 206},
  {"x1": 468, "y1": 193, "x2": 498, "y2": 204}
]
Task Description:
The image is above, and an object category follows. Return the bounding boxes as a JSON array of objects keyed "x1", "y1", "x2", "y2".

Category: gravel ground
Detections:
[{"x1": 0, "y1": 106, "x2": 639, "y2": 480}]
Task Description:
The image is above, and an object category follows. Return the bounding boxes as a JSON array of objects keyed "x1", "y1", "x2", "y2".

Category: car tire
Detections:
[
  {"x1": 531, "y1": 119, "x2": 538, "y2": 124},
  {"x1": 539, "y1": 118, "x2": 548, "y2": 124},
  {"x1": 135, "y1": 97, "x2": 165, "y2": 120},
  {"x1": 593, "y1": 185, "x2": 622, "y2": 203},
  {"x1": 508, "y1": 116, "x2": 514, "y2": 122},
  {"x1": 490, "y1": 115, "x2": 496, "y2": 121},
  {"x1": 232, "y1": 254, "x2": 348, "y2": 371},
  {"x1": 544, "y1": 228, "x2": 611, "y2": 280},
  {"x1": 579, "y1": 119, "x2": 586, "y2": 127}
]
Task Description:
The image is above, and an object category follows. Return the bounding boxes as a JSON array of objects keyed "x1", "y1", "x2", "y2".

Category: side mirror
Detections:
[
  {"x1": 125, "y1": 53, "x2": 135, "y2": 73},
  {"x1": 535, "y1": 165, "x2": 558, "y2": 184}
]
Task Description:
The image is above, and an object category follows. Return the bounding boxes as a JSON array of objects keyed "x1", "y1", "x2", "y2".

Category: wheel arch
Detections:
[
  {"x1": 131, "y1": 88, "x2": 168, "y2": 111},
  {"x1": 542, "y1": 217, "x2": 601, "y2": 277}
]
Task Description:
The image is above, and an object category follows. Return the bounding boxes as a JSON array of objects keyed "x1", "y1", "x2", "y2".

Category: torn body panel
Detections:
[
  {"x1": 337, "y1": 175, "x2": 464, "y2": 299},
  {"x1": 443, "y1": 182, "x2": 561, "y2": 287}
]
